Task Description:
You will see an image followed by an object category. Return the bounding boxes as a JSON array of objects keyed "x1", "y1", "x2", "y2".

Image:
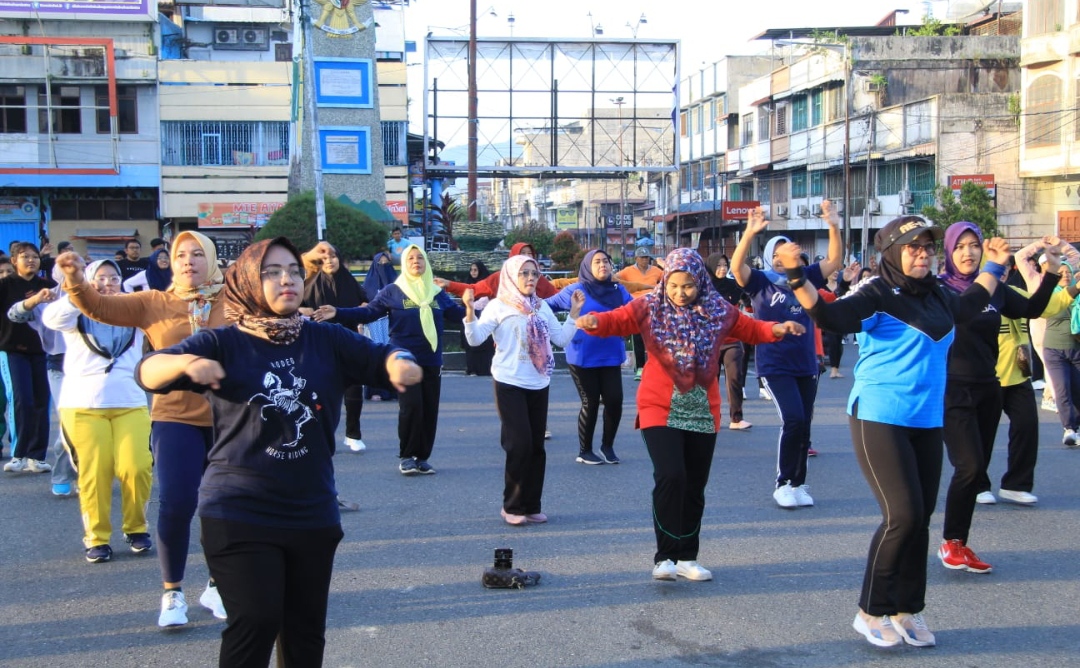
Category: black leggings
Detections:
[
  {"x1": 942, "y1": 379, "x2": 1002, "y2": 543},
  {"x1": 822, "y1": 331, "x2": 843, "y2": 369},
  {"x1": 567, "y1": 364, "x2": 623, "y2": 454},
  {"x1": 717, "y1": 342, "x2": 745, "y2": 422},
  {"x1": 987, "y1": 381, "x2": 1038, "y2": 493},
  {"x1": 202, "y1": 518, "x2": 343, "y2": 668},
  {"x1": 849, "y1": 409, "x2": 942, "y2": 616},
  {"x1": 642, "y1": 427, "x2": 717, "y2": 564},
  {"x1": 343, "y1": 383, "x2": 364, "y2": 440}
]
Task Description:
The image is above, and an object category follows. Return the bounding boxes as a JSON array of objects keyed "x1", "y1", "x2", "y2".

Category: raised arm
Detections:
[
  {"x1": 818, "y1": 199, "x2": 843, "y2": 278},
  {"x1": 56, "y1": 251, "x2": 151, "y2": 329},
  {"x1": 731, "y1": 206, "x2": 770, "y2": 287},
  {"x1": 775, "y1": 242, "x2": 878, "y2": 334}
]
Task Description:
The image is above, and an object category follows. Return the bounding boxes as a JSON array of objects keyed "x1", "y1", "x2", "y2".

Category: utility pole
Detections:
[
  {"x1": 842, "y1": 42, "x2": 851, "y2": 262},
  {"x1": 467, "y1": 0, "x2": 479, "y2": 223},
  {"x1": 301, "y1": 0, "x2": 327, "y2": 240},
  {"x1": 612, "y1": 96, "x2": 627, "y2": 262}
]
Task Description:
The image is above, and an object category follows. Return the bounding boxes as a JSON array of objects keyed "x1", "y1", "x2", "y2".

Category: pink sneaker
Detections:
[
  {"x1": 525, "y1": 513, "x2": 547, "y2": 523},
  {"x1": 500, "y1": 509, "x2": 527, "y2": 526}
]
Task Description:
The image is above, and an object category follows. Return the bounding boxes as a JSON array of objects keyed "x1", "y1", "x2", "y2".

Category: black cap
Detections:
[{"x1": 874, "y1": 216, "x2": 943, "y2": 253}]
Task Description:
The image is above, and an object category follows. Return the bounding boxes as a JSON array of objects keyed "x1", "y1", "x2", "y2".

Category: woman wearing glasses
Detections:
[
  {"x1": 42, "y1": 259, "x2": 152, "y2": 564},
  {"x1": 775, "y1": 216, "x2": 1027, "y2": 648},
  {"x1": 935, "y1": 222, "x2": 1056, "y2": 575},
  {"x1": 55, "y1": 231, "x2": 229, "y2": 627}
]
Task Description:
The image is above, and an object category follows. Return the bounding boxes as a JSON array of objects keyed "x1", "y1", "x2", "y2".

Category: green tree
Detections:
[
  {"x1": 256, "y1": 192, "x2": 387, "y2": 260},
  {"x1": 920, "y1": 182, "x2": 998, "y2": 239},
  {"x1": 503, "y1": 220, "x2": 556, "y2": 257},
  {"x1": 549, "y1": 231, "x2": 582, "y2": 271}
]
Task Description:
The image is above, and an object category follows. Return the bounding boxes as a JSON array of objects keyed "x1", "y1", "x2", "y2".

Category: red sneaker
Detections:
[
  {"x1": 938, "y1": 539, "x2": 992, "y2": 573},
  {"x1": 808, "y1": 448, "x2": 818, "y2": 457}
]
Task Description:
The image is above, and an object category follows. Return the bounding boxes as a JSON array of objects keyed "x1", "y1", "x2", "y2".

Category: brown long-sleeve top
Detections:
[{"x1": 66, "y1": 281, "x2": 227, "y2": 426}]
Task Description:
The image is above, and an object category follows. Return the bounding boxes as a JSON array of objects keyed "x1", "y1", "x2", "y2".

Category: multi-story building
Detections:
[
  {"x1": 1018, "y1": 0, "x2": 1080, "y2": 241},
  {"x1": 0, "y1": 4, "x2": 161, "y2": 255},
  {"x1": 157, "y1": 3, "x2": 295, "y2": 259},
  {"x1": 680, "y1": 15, "x2": 1023, "y2": 261}
]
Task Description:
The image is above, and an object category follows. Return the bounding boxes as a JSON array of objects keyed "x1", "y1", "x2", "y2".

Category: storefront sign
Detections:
[
  {"x1": 387, "y1": 200, "x2": 408, "y2": 226},
  {"x1": 556, "y1": 208, "x2": 577, "y2": 229},
  {"x1": 949, "y1": 174, "x2": 995, "y2": 199},
  {"x1": 0, "y1": 196, "x2": 39, "y2": 222},
  {"x1": 721, "y1": 200, "x2": 760, "y2": 221},
  {"x1": 0, "y1": 0, "x2": 154, "y2": 20},
  {"x1": 197, "y1": 202, "x2": 284, "y2": 229}
]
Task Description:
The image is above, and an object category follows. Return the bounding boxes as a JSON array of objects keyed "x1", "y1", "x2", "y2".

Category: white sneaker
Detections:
[
  {"x1": 158, "y1": 590, "x2": 188, "y2": 627},
  {"x1": 793, "y1": 485, "x2": 814, "y2": 507},
  {"x1": 998, "y1": 489, "x2": 1038, "y2": 505},
  {"x1": 852, "y1": 611, "x2": 903, "y2": 647},
  {"x1": 675, "y1": 560, "x2": 713, "y2": 581},
  {"x1": 1064, "y1": 429, "x2": 1079, "y2": 447},
  {"x1": 728, "y1": 420, "x2": 753, "y2": 430},
  {"x1": 24, "y1": 458, "x2": 52, "y2": 473},
  {"x1": 652, "y1": 559, "x2": 676, "y2": 581},
  {"x1": 890, "y1": 612, "x2": 936, "y2": 647},
  {"x1": 199, "y1": 581, "x2": 227, "y2": 620},
  {"x1": 1042, "y1": 398, "x2": 1058, "y2": 413},
  {"x1": 975, "y1": 491, "x2": 997, "y2": 505},
  {"x1": 1031, "y1": 380, "x2": 1046, "y2": 390},
  {"x1": 3, "y1": 457, "x2": 25, "y2": 472},
  {"x1": 759, "y1": 387, "x2": 772, "y2": 401},
  {"x1": 344, "y1": 437, "x2": 366, "y2": 452},
  {"x1": 773, "y1": 484, "x2": 798, "y2": 509}
]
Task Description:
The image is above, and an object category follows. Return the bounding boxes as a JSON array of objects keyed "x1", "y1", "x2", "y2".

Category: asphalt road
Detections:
[{"x1": 1, "y1": 346, "x2": 1078, "y2": 667}]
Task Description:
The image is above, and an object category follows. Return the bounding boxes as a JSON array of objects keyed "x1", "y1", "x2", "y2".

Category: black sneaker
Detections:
[
  {"x1": 399, "y1": 458, "x2": 419, "y2": 475},
  {"x1": 575, "y1": 451, "x2": 604, "y2": 465},
  {"x1": 598, "y1": 446, "x2": 620, "y2": 464},
  {"x1": 125, "y1": 533, "x2": 153, "y2": 554},
  {"x1": 415, "y1": 460, "x2": 436, "y2": 475},
  {"x1": 85, "y1": 544, "x2": 113, "y2": 563}
]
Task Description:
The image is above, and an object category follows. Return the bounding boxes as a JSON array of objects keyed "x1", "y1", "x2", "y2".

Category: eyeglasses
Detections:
[
  {"x1": 261, "y1": 267, "x2": 303, "y2": 282},
  {"x1": 903, "y1": 242, "x2": 936, "y2": 256},
  {"x1": 93, "y1": 276, "x2": 122, "y2": 285}
]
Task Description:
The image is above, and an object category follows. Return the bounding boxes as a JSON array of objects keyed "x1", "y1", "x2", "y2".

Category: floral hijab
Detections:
[
  {"x1": 497, "y1": 255, "x2": 554, "y2": 376},
  {"x1": 166, "y1": 230, "x2": 224, "y2": 335},
  {"x1": 393, "y1": 244, "x2": 441, "y2": 352},
  {"x1": 223, "y1": 238, "x2": 304, "y2": 345},
  {"x1": 643, "y1": 248, "x2": 729, "y2": 393}
]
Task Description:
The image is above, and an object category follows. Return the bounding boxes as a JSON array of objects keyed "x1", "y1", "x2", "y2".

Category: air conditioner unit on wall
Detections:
[
  {"x1": 796, "y1": 204, "x2": 809, "y2": 218},
  {"x1": 867, "y1": 198, "x2": 881, "y2": 214},
  {"x1": 899, "y1": 189, "x2": 913, "y2": 206},
  {"x1": 214, "y1": 25, "x2": 269, "y2": 51},
  {"x1": 775, "y1": 204, "x2": 789, "y2": 218},
  {"x1": 834, "y1": 200, "x2": 844, "y2": 214},
  {"x1": 811, "y1": 203, "x2": 823, "y2": 216}
]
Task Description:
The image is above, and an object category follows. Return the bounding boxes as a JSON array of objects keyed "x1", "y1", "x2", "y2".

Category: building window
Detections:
[
  {"x1": 691, "y1": 161, "x2": 704, "y2": 191},
  {"x1": 95, "y1": 85, "x2": 138, "y2": 134},
  {"x1": 1026, "y1": 75, "x2": 1061, "y2": 147},
  {"x1": 904, "y1": 100, "x2": 933, "y2": 145},
  {"x1": 756, "y1": 178, "x2": 770, "y2": 204},
  {"x1": 161, "y1": 121, "x2": 290, "y2": 166},
  {"x1": 810, "y1": 89, "x2": 823, "y2": 127},
  {"x1": 772, "y1": 175, "x2": 788, "y2": 204},
  {"x1": 810, "y1": 171, "x2": 824, "y2": 197},
  {"x1": 876, "y1": 163, "x2": 903, "y2": 196},
  {"x1": 679, "y1": 111, "x2": 688, "y2": 137},
  {"x1": 741, "y1": 113, "x2": 753, "y2": 146},
  {"x1": 38, "y1": 85, "x2": 82, "y2": 134},
  {"x1": 692, "y1": 105, "x2": 702, "y2": 134},
  {"x1": 758, "y1": 107, "x2": 771, "y2": 142},
  {"x1": 791, "y1": 95, "x2": 807, "y2": 132},
  {"x1": 708, "y1": 99, "x2": 717, "y2": 129},
  {"x1": 1028, "y1": 0, "x2": 1064, "y2": 36},
  {"x1": 51, "y1": 198, "x2": 156, "y2": 220},
  {"x1": 775, "y1": 103, "x2": 788, "y2": 136},
  {"x1": 382, "y1": 121, "x2": 407, "y2": 166},
  {"x1": 791, "y1": 171, "x2": 807, "y2": 198},
  {"x1": 0, "y1": 86, "x2": 27, "y2": 134},
  {"x1": 909, "y1": 160, "x2": 936, "y2": 210},
  {"x1": 680, "y1": 164, "x2": 690, "y2": 191},
  {"x1": 828, "y1": 84, "x2": 844, "y2": 122},
  {"x1": 825, "y1": 171, "x2": 844, "y2": 201}
]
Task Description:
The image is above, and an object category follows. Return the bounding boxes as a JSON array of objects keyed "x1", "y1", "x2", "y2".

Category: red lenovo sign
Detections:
[{"x1": 722, "y1": 200, "x2": 760, "y2": 221}]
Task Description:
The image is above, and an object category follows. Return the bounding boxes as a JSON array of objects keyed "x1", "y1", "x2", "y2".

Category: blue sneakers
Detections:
[
  {"x1": 126, "y1": 533, "x2": 153, "y2": 554},
  {"x1": 85, "y1": 544, "x2": 113, "y2": 563}
]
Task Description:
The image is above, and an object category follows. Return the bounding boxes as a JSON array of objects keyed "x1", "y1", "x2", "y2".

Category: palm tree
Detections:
[{"x1": 426, "y1": 198, "x2": 466, "y2": 250}]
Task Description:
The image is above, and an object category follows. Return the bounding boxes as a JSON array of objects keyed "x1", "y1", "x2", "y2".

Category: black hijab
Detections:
[
  {"x1": 705, "y1": 252, "x2": 745, "y2": 307},
  {"x1": 303, "y1": 245, "x2": 366, "y2": 309},
  {"x1": 875, "y1": 216, "x2": 941, "y2": 297}
]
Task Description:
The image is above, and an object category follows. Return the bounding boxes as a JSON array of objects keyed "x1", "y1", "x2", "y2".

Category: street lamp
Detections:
[
  {"x1": 588, "y1": 11, "x2": 603, "y2": 36},
  {"x1": 611, "y1": 96, "x2": 628, "y2": 261},
  {"x1": 626, "y1": 13, "x2": 647, "y2": 38},
  {"x1": 507, "y1": 12, "x2": 515, "y2": 36}
]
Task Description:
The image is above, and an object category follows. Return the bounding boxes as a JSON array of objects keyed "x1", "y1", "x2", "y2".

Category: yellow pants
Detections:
[{"x1": 60, "y1": 407, "x2": 152, "y2": 549}]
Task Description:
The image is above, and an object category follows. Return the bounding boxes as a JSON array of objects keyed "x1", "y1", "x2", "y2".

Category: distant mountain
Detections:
[{"x1": 436, "y1": 142, "x2": 522, "y2": 168}]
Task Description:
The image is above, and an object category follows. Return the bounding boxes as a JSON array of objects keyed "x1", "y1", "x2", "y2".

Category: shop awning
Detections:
[{"x1": 73, "y1": 228, "x2": 139, "y2": 240}]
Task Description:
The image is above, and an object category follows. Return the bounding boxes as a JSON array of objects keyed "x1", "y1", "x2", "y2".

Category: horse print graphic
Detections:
[{"x1": 248, "y1": 367, "x2": 316, "y2": 448}]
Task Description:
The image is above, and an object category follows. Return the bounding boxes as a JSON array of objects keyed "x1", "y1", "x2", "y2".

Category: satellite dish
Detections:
[{"x1": 945, "y1": 0, "x2": 995, "y2": 21}]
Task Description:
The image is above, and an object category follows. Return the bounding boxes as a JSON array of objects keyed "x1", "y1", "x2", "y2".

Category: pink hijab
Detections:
[{"x1": 497, "y1": 255, "x2": 554, "y2": 376}]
